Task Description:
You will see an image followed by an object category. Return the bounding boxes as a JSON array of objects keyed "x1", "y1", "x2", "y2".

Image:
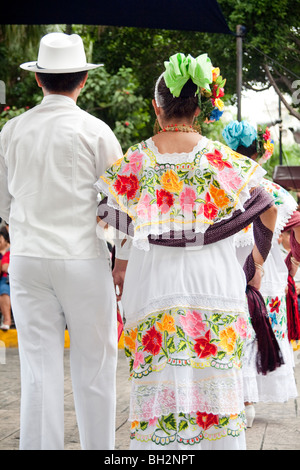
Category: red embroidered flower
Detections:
[
  {"x1": 206, "y1": 149, "x2": 233, "y2": 171},
  {"x1": 142, "y1": 326, "x2": 163, "y2": 356},
  {"x1": 269, "y1": 297, "x2": 281, "y2": 314},
  {"x1": 113, "y1": 173, "x2": 139, "y2": 200},
  {"x1": 194, "y1": 330, "x2": 218, "y2": 359},
  {"x1": 156, "y1": 189, "x2": 174, "y2": 214},
  {"x1": 196, "y1": 411, "x2": 219, "y2": 431},
  {"x1": 198, "y1": 192, "x2": 219, "y2": 220}
]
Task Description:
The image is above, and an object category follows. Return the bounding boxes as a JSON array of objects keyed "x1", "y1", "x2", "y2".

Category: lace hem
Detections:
[
  {"x1": 124, "y1": 292, "x2": 248, "y2": 329},
  {"x1": 129, "y1": 376, "x2": 245, "y2": 421}
]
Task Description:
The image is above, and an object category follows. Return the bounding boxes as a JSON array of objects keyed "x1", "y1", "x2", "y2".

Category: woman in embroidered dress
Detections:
[
  {"x1": 96, "y1": 54, "x2": 277, "y2": 450},
  {"x1": 222, "y1": 120, "x2": 299, "y2": 427}
]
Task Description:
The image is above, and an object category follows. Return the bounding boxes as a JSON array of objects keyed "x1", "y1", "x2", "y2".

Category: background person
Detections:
[
  {"x1": 0, "y1": 226, "x2": 11, "y2": 330},
  {"x1": 223, "y1": 120, "x2": 298, "y2": 427}
]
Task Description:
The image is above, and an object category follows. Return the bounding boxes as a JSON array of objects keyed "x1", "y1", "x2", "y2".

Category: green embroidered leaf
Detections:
[
  {"x1": 178, "y1": 340, "x2": 187, "y2": 352},
  {"x1": 167, "y1": 336, "x2": 176, "y2": 354},
  {"x1": 217, "y1": 351, "x2": 226, "y2": 360},
  {"x1": 179, "y1": 420, "x2": 188, "y2": 432},
  {"x1": 164, "y1": 413, "x2": 177, "y2": 431},
  {"x1": 211, "y1": 313, "x2": 222, "y2": 322},
  {"x1": 140, "y1": 421, "x2": 148, "y2": 431},
  {"x1": 176, "y1": 326, "x2": 185, "y2": 339},
  {"x1": 219, "y1": 416, "x2": 230, "y2": 427},
  {"x1": 211, "y1": 323, "x2": 219, "y2": 336},
  {"x1": 144, "y1": 355, "x2": 153, "y2": 364},
  {"x1": 137, "y1": 331, "x2": 143, "y2": 343},
  {"x1": 124, "y1": 347, "x2": 132, "y2": 358}
]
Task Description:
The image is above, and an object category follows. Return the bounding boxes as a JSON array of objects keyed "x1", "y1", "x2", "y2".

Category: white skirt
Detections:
[{"x1": 122, "y1": 237, "x2": 249, "y2": 450}]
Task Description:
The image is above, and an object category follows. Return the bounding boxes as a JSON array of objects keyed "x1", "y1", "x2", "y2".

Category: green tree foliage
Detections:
[{"x1": 79, "y1": 66, "x2": 150, "y2": 150}]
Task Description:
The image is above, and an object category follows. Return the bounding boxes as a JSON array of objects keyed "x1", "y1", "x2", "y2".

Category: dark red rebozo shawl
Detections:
[{"x1": 283, "y1": 211, "x2": 300, "y2": 341}]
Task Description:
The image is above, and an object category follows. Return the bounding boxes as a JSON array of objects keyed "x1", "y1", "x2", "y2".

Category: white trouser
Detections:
[{"x1": 9, "y1": 255, "x2": 118, "y2": 450}]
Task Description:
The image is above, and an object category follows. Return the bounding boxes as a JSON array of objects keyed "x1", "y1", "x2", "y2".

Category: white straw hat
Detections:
[{"x1": 20, "y1": 32, "x2": 103, "y2": 73}]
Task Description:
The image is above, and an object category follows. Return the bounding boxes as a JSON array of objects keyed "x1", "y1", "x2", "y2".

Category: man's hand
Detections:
[{"x1": 112, "y1": 258, "x2": 128, "y2": 301}]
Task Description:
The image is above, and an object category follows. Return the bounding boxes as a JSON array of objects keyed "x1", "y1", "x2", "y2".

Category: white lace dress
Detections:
[
  {"x1": 96, "y1": 136, "x2": 265, "y2": 449},
  {"x1": 235, "y1": 179, "x2": 298, "y2": 403}
]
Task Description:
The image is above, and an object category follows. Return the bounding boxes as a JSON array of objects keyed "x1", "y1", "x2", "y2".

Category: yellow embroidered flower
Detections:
[
  {"x1": 209, "y1": 184, "x2": 230, "y2": 209},
  {"x1": 131, "y1": 420, "x2": 139, "y2": 430},
  {"x1": 161, "y1": 169, "x2": 183, "y2": 193},
  {"x1": 214, "y1": 98, "x2": 224, "y2": 111},
  {"x1": 219, "y1": 327, "x2": 237, "y2": 354},
  {"x1": 124, "y1": 328, "x2": 138, "y2": 352},
  {"x1": 156, "y1": 314, "x2": 176, "y2": 334}
]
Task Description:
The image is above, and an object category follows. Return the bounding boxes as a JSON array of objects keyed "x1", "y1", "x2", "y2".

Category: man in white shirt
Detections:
[{"x1": 0, "y1": 32, "x2": 128, "y2": 450}]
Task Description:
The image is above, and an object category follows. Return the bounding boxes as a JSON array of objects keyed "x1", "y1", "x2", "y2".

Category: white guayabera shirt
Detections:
[{"x1": 0, "y1": 94, "x2": 130, "y2": 259}]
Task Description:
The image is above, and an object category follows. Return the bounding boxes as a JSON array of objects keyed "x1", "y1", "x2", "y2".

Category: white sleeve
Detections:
[
  {"x1": 94, "y1": 122, "x2": 123, "y2": 178},
  {"x1": 0, "y1": 129, "x2": 11, "y2": 223}
]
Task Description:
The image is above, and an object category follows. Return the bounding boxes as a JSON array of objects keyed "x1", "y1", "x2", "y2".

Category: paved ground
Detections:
[{"x1": 0, "y1": 347, "x2": 300, "y2": 451}]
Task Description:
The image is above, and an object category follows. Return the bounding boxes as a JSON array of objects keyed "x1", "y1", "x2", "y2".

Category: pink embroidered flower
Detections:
[
  {"x1": 235, "y1": 317, "x2": 248, "y2": 338},
  {"x1": 122, "y1": 149, "x2": 143, "y2": 174},
  {"x1": 133, "y1": 345, "x2": 145, "y2": 369},
  {"x1": 179, "y1": 187, "x2": 197, "y2": 213},
  {"x1": 148, "y1": 417, "x2": 159, "y2": 427},
  {"x1": 217, "y1": 168, "x2": 243, "y2": 192},
  {"x1": 179, "y1": 310, "x2": 206, "y2": 338},
  {"x1": 136, "y1": 193, "x2": 158, "y2": 221}
]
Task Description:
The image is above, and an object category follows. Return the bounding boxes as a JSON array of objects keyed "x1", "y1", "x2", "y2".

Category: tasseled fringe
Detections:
[{"x1": 246, "y1": 285, "x2": 284, "y2": 375}]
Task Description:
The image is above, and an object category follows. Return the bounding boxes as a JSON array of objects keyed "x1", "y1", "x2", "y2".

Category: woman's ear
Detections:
[
  {"x1": 152, "y1": 99, "x2": 161, "y2": 117},
  {"x1": 194, "y1": 106, "x2": 201, "y2": 118}
]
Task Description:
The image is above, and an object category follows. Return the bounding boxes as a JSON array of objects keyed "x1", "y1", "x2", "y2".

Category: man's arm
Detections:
[{"x1": 0, "y1": 131, "x2": 11, "y2": 223}]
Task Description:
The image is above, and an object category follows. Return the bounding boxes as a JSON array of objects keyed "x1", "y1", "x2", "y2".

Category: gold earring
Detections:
[
  {"x1": 192, "y1": 119, "x2": 202, "y2": 134},
  {"x1": 153, "y1": 119, "x2": 161, "y2": 135}
]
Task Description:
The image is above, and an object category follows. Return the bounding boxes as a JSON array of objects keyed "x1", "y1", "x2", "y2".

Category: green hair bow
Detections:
[{"x1": 163, "y1": 53, "x2": 213, "y2": 98}]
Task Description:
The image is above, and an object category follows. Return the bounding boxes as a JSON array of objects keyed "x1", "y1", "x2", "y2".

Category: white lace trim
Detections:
[
  {"x1": 146, "y1": 137, "x2": 209, "y2": 163},
  {"x1": 124, "y1": 292, "x2": 248, "y2": 329},
  {"x1": 129, "y1": 374, "x2": 244, "y2": 421}
]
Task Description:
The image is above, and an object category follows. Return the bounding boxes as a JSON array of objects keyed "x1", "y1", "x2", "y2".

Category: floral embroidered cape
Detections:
[
  {"x1": 95, "y1": 137, "x2": 265, "y2": 250},
  {"x1": 234, "y1": 178, "x2": 297, "y2": 248}
]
